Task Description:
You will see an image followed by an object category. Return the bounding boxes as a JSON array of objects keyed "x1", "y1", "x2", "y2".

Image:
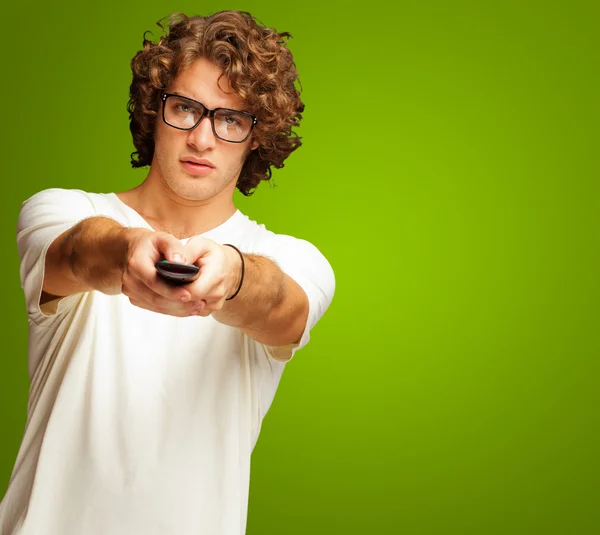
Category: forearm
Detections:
[
  {"x1": 45, "y1": 217, "x2": 134, "y2": 296},
  {"x1": 212, "y1": 249, "x2": 308, "y2": 346}
]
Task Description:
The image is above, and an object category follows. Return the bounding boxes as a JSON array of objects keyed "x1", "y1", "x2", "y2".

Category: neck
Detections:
[{"x1": 117, "y1": 173, "x2": 237, "y2": 239}]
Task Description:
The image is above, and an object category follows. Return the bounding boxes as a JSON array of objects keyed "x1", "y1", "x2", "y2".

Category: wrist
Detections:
[
  {"x1": 119, "y1": 227, "x2": 149, "y2": 262},
  {"x1": 117, "y1": 226, "x2": 155, "y2": 279}
]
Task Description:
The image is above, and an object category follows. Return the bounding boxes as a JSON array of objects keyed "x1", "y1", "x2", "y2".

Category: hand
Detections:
[
  {"x1": 120, "y1": 229, "x2": 205, "y2": 317},
  {"x1": 181, "y1": 236, "x2": 242, "y2": 317}
]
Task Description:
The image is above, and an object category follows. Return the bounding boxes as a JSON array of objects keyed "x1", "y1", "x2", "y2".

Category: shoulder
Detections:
[
  {"x1": 18, "y1": 189, "x2": 126, "y2": 225},
  {"x1": 19, "y1": 188, "x2": 116, "y2": 214},
  {"x1": 233, "y1": 212, "x2": 319, "y2": 253},
  {"x1": 235, "y1": 212, "x2": 336, "y2": 294},
  {"x1": 234, "y1": 214, "x2": 327, "y2": 263},
  {"x1": 21, "y1": 187, "x2": 89, "y2": 209}
]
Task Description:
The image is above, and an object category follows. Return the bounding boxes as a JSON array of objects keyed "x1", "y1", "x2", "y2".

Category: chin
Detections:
[{"x1": 168, "y1": 178, "x2": 227, "y2": 202}]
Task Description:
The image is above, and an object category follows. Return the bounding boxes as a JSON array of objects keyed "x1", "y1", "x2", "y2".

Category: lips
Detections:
[
  {"x1": 181, "y1": 157, "x2": 215, "y2": 168},
  {"x1": 180, "y1": 158, "x2": 215, "y2": 176}
]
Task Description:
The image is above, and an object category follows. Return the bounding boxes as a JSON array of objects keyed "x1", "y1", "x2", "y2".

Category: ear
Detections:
[{"x1": 250, "y1": 139, "x2": 259, "y2": 151}]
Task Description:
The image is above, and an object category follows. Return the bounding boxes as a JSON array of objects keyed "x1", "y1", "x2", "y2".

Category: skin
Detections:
[{"x1": 42, "y1": 57, "x2": 308, "y2": 348}]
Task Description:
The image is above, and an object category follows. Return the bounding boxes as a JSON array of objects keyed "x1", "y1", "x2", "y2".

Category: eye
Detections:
[{"x1": 223, "y1": 114, "x2": 241, "y2": 125}]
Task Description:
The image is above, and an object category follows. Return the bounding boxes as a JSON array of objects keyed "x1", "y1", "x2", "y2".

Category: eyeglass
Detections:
[{"x1": 160, "y1": 92, "x2": 258, "y2": 143}]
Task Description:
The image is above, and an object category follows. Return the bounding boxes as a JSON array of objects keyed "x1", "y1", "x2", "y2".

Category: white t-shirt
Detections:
[{"x1": 0, "y1": 188, "x2": 335, "y2": 535}]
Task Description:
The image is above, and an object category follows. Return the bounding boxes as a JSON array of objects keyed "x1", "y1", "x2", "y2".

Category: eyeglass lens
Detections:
[{"x1": 163, "y1": 95, "x2": 254, "y2": 142}]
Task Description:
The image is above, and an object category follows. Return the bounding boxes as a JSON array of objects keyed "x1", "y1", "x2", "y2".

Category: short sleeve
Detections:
[
  {"x1": 251, "y1": 234, "x2": 335, "y2": 362},
  {"x1": 17, "y1": 188, "x2": 97, "y2": 324}
]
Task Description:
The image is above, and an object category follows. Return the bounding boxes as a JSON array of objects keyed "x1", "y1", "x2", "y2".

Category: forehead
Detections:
[{"x1": 167, "y1": 57, "x2": 245, "y2": 110}]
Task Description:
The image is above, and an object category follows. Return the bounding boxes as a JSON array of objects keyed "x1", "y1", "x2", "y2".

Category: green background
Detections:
[{"x1": 1, "y1": 1, "x2": 598, "y2": 534}]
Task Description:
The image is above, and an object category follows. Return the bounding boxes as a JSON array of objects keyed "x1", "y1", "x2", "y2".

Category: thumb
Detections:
[{"x1": 154, "y1": 233, "x2": 186, "y2": 263}]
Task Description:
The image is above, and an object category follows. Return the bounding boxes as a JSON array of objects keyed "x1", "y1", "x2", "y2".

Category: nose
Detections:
[{"x1": 187, "y1": 116, "x2": 216, "y2": 152}]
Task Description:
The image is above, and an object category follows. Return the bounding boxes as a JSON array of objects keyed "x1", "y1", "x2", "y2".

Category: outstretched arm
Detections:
[
  {"x1": 181, "y1": 237, "x2": 309, "y2": 347},
  {"x1": 41, "y1": 217, "x2": 202, "y2": 317}
]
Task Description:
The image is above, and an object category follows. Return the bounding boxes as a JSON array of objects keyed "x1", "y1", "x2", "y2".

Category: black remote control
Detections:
[{"x1": 155, "y1": 260, "x2": 200, "y2": 285}]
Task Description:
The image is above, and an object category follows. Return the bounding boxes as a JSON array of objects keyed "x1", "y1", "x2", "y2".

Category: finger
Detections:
[
  {"x1": 187, "y1": 268, "x2": 227, "y2": 301},
  {"x1": 125, "y1": 261, "x2": 192, "y2": 303},
  {"x1": 129, "y1": 297, "x2": 193, "y2": 317},
  {"x1": 148, "y1": 276, "x2": 194, "y2": 303},
  {"x1": 124, "y1": 274, "x2": 196, "y2": 311},
  {"x1": 193, "y1": 309, "x2": 213, "y2": 318},
  {"x1": 129, "y1": 291, "x2": 200, "y2": 317},
  {"x1": 200, "y1": 294, "x2": 227, "y2": 313},
  {"x1": 192, "y1": 299, "x2": 217, "y2": 317},
  {"x1": 125, "y1": 241, "x2": 190, "y2": 301},
  {"x1": 154, "y1": 232, "x2": 188, "y2": 264}
]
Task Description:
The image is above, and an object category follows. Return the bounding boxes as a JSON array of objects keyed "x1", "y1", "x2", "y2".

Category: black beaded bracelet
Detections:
[{"x1": 223, "y1": 244, "x2": 245, "y2": 301}]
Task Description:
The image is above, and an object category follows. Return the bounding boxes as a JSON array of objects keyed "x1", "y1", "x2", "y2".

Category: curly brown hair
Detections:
[{"x1": 128, "y1": 11, "x2": 305, "y2": 196}]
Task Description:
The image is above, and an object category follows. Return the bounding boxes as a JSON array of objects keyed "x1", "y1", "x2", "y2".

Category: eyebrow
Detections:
[{"x1": 169, "y1": 91, "x2": 249, "y2": 113}]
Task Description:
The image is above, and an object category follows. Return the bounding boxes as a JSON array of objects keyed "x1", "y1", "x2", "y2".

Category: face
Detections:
[{"x1": 150, "y1": 57, "x2": 257, "y2": 204}]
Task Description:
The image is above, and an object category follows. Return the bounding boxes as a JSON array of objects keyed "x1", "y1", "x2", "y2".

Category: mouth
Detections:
[{"x1": 180, "y1": 158, "x2": 215, "y2": 176}]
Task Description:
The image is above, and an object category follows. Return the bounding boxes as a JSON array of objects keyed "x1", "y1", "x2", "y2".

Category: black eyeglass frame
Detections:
[{"x1": 160, "y1": 92, "x2": 258, "y2": 143}]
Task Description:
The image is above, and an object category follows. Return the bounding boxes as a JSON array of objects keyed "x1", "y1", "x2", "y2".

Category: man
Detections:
[{"x1": 0, "y1": 10, "x2": 335, "y2": 535}]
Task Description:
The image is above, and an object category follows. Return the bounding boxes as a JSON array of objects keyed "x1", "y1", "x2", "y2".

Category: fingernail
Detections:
[{"x1": 172, "y1": 253, "x2": 184, "y2": 263}]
